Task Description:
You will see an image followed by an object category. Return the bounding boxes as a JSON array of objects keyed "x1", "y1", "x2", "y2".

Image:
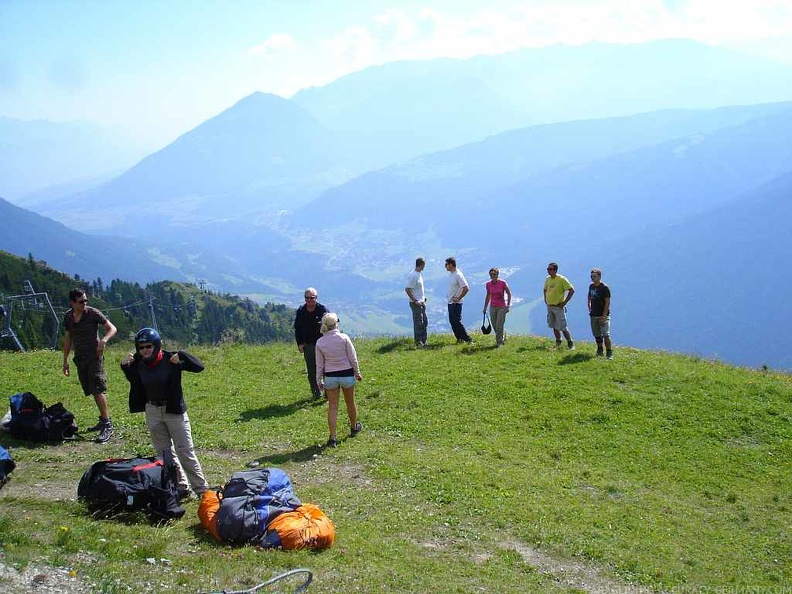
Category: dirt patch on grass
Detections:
[
  {"x1": 505, "y1": 539, "x2": 665, "y2": 594},
  {"x1": 0, "y1": 560, "x2": 94, "y2": 594}
]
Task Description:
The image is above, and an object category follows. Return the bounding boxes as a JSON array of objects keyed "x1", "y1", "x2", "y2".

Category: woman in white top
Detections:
[{"x1": 315, "y1": 313, "x2": 363, "y2": 447}]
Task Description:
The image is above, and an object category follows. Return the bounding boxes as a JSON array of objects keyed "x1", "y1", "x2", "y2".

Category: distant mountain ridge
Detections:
[
  {"x1": 31, "y1": 93, "x2": 365, "y2": 236},
  {"x1": 0, "y1": 196, "x2": 242, "y2": 286},
  {"x1": 293, "y1": 39, "x2": 792, "y2": 161},
  {"x1": 289, "y1": 101, "x2": 792, "y2": 260}
]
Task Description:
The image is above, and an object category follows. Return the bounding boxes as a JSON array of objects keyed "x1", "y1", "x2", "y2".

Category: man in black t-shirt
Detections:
[
  {"x1": 587, "y1": 269, "x2": 613, "y2": 359},
  {"x1": 62, "y1": 288, "x2": 117, "y2": 442}
]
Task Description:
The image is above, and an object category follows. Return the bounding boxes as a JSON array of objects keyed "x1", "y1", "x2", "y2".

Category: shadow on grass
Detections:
[
  {"x1": 254, "y1": 443, "x2": 324, "y2": 465},
  {"x1": 457, "y1": 343, "x2": 498, "y2": 355},
  {"x1": 517, "y1": 342, "x2": 558, "y2": 353},
  {"x1": 3, "y1": 420, "x2": 101, "y2": 448},
  {"x1": 557, "y1": 352, "x2": 593, "y2": 365},
  {"x1": 376, "y1": 339, "x2": 447, "y2": 353},
  {"x1": 375, "y1": 338, "x2": 414, "y2": 353},
  {"x1": 81, "y1": 505, "x2": 182, "y2": 526},
  {"x1": 422, "y1": 343, "x2": 444, "y2": 351},
  {"x1": 189, "y1": 522, "x2": 220, "y2": 544},
  {"x1": 237, "y1": 396, "x2": 323, "y2": 422}
]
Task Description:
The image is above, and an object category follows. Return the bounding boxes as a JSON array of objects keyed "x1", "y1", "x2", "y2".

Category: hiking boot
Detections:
[
  {"x1": 567, "y1": 341, "x2": 575, "y2": 350},
  {"x1": 606, "y1": 350, "x2": 614, "y2": 360},
  {"x1": 94, "y1": 421, "x2": 113, "y2": 444},
  {"x1": 350, "y1": 422, "x2": 363, "y2": 437},
  {"x1": 596, "y1": 347, "x2": 604, "y2": 357},
  {"x1": 555, "y1": 340, "x2": 562, "y2": 349},
  {"x1": 325, "y1": 438, "x2": 339, "y2": 448}
]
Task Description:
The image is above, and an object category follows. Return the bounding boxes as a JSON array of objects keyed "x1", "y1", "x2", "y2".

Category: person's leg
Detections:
[
  {"x1": 591, "y1": 317, "x2": 604, "y2": 355},
  {"x1": 418, "y1": 302, "x2": 428, "y2": 345},
  {"x1": 548, "y1": 307, "x2": 561, "y2": 344},
  {"x1": 146, "y1": 405, "x2": 190, "y2": 492},
  {"x1": 558, "y1": 307, "x2": 573, "y2": 348},
  {"x1": 165, "y1": 411, "x2": 209, "y2": 495},
  {"x1": 410, "y1": 302, "x2": 426, "y2": 345},
  {"x1": 303, "y1": 343, "x2": 321, "y2": 398},
  {"x1": 602, "y1": 316, "x2": 613, "y2": 357},
  {"x1": 448, "y1": 303, "x2": 471, "y2": 342},
  {"x1": 93, "y1": 392, "x2": 110, "y2": 420},
  {"x1": 79, "y1": 357, "x2": 111, "y2": 428},
  {"x1": 458, "y1": 303, "x2": 471, "y2": 342},
  {"x1": 491, "y1": 306, "x2": 506, "y2": 345},
  {"x1": 341, "y1": 385, "x2": 357, "y2": 429},
  {"x1": 82, "y1": 357, "x2": 113, "y2": 441},
  {"x1": 447, "y1": 303, "x2": 459, "y2": 340},
  {"x1": 326, "y1": 387, "x2": 340, "y2": 442}
]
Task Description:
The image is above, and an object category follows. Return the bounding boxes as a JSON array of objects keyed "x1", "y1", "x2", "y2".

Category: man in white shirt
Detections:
[
  {"x1": 405, "y1": 257, "x2": 428, "y2": 348},
  {"x1": 445, "y1": 257, "x2": 472, "y2": 344}
]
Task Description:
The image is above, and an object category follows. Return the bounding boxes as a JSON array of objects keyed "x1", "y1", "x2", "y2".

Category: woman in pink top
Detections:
[
  {"x1": 315, "y1": 313, "x2": 363, "y2": 448},
  {"x1": 482, "y1": 268, "x2": 512, "y2": 348}
]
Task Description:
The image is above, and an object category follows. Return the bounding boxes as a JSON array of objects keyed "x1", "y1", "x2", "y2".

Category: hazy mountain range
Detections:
[{"x1": 1, "y1": 39, "x2": 791, "y2": 370}]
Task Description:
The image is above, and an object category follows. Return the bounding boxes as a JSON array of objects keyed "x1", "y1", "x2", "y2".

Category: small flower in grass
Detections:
[
  {"x1": 56, "y1": 525, "x2": 71, "y2": 546},
  {"x1": 68, "y1": 570, "x2": 77, "y2": 578}
]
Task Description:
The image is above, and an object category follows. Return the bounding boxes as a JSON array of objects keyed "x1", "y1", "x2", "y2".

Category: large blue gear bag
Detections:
[{"x1": 0, "y1": 445, "x2": 14, "y2": 488}]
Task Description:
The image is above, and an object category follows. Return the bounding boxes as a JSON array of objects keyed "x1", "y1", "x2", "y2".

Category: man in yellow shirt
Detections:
[{"x1": 543, "y1": 262, "x2": 575, "y2": 350}]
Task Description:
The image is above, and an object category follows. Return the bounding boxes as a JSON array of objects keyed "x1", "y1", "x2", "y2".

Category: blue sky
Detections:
[{"x1": 1, "y1": 0, "x2": 791, "y2": 148}]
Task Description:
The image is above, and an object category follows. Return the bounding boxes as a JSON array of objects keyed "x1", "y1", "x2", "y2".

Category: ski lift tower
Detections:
[
  {"x1": 0, "y1": 302, "x2": 26, "y2": 351},
  {"x1": 1, "y1": 281, "x2": 61, "y2": 351}
]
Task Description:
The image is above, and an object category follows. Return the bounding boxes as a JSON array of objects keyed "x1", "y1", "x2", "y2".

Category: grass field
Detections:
[{"x1": 1, "y1": 334, "x2": 790, "y2": 593}]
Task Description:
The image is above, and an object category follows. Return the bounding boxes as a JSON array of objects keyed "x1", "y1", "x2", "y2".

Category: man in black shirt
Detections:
[
  {"x1": 294, "y1": 287, "x2": 328, "y2": 399},
  {"x1": 587, "y1": 269, "x2": 613, "y2": 359},
  {"x1": 62, "y1": 288, "x2": 117, "y2": 442}
]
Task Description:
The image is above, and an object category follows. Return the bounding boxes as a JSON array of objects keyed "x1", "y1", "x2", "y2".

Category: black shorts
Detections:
[{"x1": 74, "y1": 355, "x2": 108, "y2": 396}]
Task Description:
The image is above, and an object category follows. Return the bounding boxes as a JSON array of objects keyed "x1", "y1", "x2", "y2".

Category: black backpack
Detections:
[
  {"x1": 8, "y1": 392, "x2": 78, "y2": 442},
  {"x1": 77, "y1": 452, "x2": 185, "y2": 520}
]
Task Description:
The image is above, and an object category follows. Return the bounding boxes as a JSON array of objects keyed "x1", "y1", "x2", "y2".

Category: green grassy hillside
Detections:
[{"x1": 0, "y1": 335, "x2": 790, "y2": 593}]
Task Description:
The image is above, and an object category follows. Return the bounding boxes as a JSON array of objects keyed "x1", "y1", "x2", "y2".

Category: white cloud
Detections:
[
  {"x1": 271, "y1": 1, "x2": 792, "y2": 96},
  {"x1": 319, "y1": 0, "x2": 792, "y2": 71},
  {"x1": 248, "y1": 33, "x2": 296, "y2": 57}
]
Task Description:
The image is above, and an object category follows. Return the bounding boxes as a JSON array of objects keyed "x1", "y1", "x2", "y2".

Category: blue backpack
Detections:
[
  {"x1": 215, "y1": 468, "x2": 302, "y2": 544},
  {"x1": 0, "y1": 445, "x2": 15, "y2": 488}
]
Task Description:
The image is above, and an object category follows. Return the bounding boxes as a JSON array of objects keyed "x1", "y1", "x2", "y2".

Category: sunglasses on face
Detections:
[
  {"x1": 77, "y1": 299, "x2": 88, "y2": 304},
  {"x1": 137, "y1": 344, "x2": 154, "y2": 351}
]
